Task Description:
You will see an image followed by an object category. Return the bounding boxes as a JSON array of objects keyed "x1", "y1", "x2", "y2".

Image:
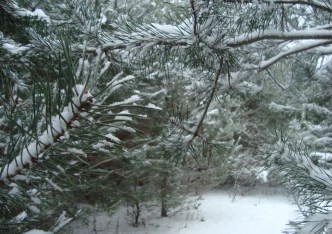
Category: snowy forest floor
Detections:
[{"x1": 62, "y1": 186, "x2": 299, "y2": 234}]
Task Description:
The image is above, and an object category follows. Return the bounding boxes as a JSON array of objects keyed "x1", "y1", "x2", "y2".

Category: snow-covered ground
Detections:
[{"x1": 62, "y1": 186, "x2": 298, "y2": 234}]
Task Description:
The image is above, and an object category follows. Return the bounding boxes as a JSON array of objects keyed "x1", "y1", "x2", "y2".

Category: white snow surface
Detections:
[
  {"x1": 14, "y1": 6, "x2": 50, "y2": 23},
  {"x1": 3, "y1": 42, "x2": 29, "y2": 54},
  {"x1": 23, "y1": 230, "x2": 52, "y2": 234},
  {"x1": 65, "y1": 187, "x2": 297, "y2": 234}
]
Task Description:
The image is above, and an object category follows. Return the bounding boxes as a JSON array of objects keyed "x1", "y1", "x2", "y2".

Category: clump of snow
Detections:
[
  {"x1": 110, "y1": 95, "x2": 141, "y2": 107},
  {"x1": 8, "y1": 183, "x2": 20, "y2": 196},
  {"x1": 313, "y1": 137, "x2": 332, "y2": 147},
  {"x1": 269, "y1": 102, "x2": 299, "y2": 113},
  {"x1": 257, "y1": 168, "x2": 269, "y2": 183},
  {"x1": 3, "y1": 42, "x2": 29, "y2": 54},
  {"x1": 105, "y1": 133, "x2": 121, "y2": 143},
  {"x1": 207, "y1": 109, "x2": 219, "y2": 116},
  {"x1": 14, "y1": 5, "x2": 50, "y2": 23},
  {"x1": 310, "y1": 152, "x2": 332, "y2": 162},
  {"x1": 52, "y1": 210, "x2": 79, "y2": 233},
  {"x1": 23, "y1": 230, "x2": 52, "y2": 234},
  {"x1": 105, "y1": 74, "x2": 136, "y2": 95},
  {"x1": 114, "y1": 110, "x2": 133, "y2": 121},
  {"x1": 11, "y1": 211, "x2": 27, "y2": 223},
  {"x1": 99, "y1": 61, "x2": 111, "y2": 77},
  {"x1": 28, "y1": 205, "x2": 40, "y2": 214},
  {"x1": 146, "y1": 103, "x2": 162, "y2": 110},
  {"x1": 67, "y1": 148, "x2": 87, "y2": 157}
]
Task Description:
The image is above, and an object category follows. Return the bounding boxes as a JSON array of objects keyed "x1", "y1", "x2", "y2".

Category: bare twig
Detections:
[
  {"x1": 266, "y1": 68, "x2": 287, "y2": 90},
  {"x1": 227, "y1": 30, "x2": 332, "y2": 48},
  {"x1": 190, "y1": 0, "x2": 198, "y2": 36},
  {"x1": 258, "y1": 40, "x2": 332, "y2": 71},
  {"x1": 186, "y1": 58, "x2": 224, "y2": 143}
]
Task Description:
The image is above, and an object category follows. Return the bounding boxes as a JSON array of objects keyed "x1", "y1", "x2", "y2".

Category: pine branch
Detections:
[
  {"x1": 99, "y1": 27, "x2": 332, "y2": 74},
  {"x1": 222, "y1": 0, "x2": 332, "y2": 14},
  {"x1": 0, "y1": 85, "x2": 93, "y2": 183},
  {"x1": 266, "y1": 0, "x2": 332, "y2": 14},
  {"x1": 258, "y1": 40, "x2": 332, "y2": 71},
  {"x1": 227, "y1": 30, "x2": 332, "y2": 48}
]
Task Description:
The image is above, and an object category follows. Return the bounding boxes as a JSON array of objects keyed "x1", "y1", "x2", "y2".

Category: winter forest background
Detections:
[{"x1": 1, "y1": 0, "x2": 332, "y2": 233}]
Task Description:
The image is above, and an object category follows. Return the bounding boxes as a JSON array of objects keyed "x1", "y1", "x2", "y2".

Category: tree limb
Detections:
[
  {"x1": 227, "y1": 30, "x2": 332, "y2": 48},
  {"x1": 258, "y1": 40, "x2": 332, "y2": 71},
  {"x1": 190, "y1": 0, "x2": 198, "y2": 36},
  {"x1": 0, "y1": 85, "x2": 93, "y2": 183},
  {"x1": 222, "y1": 0, "x2": 332, "y2": 14}
]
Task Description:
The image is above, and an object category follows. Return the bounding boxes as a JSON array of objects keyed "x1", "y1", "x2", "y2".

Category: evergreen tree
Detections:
[
  {"x1": 2, "y1": 0, "x2": 332, "y2": 233},
  {"x1": 268, "y1": 56, "x2": 332, "y2": 233}
]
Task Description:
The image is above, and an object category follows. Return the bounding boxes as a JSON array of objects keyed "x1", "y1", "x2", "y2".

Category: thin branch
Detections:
[
  {"x1": 190, "y1": 0, "x2": 198, "y2": 36},
  {"x1": 259, "y1": 40, "x2": 332, "y2": 71},
  {"x1": 281, "y1": 3, "x2": 285, "y2": 32},
  {"x1": 188, "y1": 58, "x2": 224, "y2": 143},
  {"x1": 227, "y1": 30, "x2": 332, "y2": 48},
  {"x1": 266, "y1": 68, "x2": 287, "y2": 90},
  {"x1": 222, "y1": 0, "x2": 332, "y2": 14},
  {"x1": 101, "y1": 40, "x2": 189, "y2": 52},
  {"x1": 227, "y1": 64, "x2": 231, "y2": 88}
]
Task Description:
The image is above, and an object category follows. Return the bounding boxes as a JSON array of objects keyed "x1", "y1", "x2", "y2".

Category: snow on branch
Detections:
[
  {"x1": 303, "y1": 103, "x2": 332, "y2": 119},
  {"x1": 227, "y1": 30, "x2": 332, "y2": 48},
  {"x1": 223, "y1": 0, "x2": 332, "y2": 14},
  {"x1": 0, "y1": 85, "x2": 93, "y2": 182},
  {"x1": 265, "y1": 0, "x2": 332, "y2": 14},
  {"x1": 299, "y1": 212, "x2": 332, "y2": 234},
  {"x1": 269, "y1": 102, "x2": 332, "y2": 119},
  {"x1": 269, "y1": 102, "x2": 300, "y2": 114},
  {"x1": 273, "y1": 141, "x2": 332, "y2": 191},
  {"x1": 93, "y1": 19, "x2": 332, "y2": 73},
  {"x1": 259, "y1": 40, "x2": 332, "y2": 71},
  {"x1": 102, "y1": 20, "x2": 192, "y2": 52}
]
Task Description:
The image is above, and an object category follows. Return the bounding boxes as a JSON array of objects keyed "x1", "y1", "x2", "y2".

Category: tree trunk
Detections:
[
  {"x1": 160, "y1": 175, "x2": 168, "y2": 217},
  {"x1": 134, "y1": 200, "x2": 140, "y2": 225}
]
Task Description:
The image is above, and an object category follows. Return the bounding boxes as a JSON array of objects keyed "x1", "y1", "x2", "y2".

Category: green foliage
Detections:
[{"x1": 2, "y1": 0, "x2": 332, "y2": 233}]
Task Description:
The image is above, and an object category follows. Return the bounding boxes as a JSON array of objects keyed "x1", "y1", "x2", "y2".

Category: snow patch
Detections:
[
  {"x1": 23, "y1": 230, "x2": 52, "y2": 234},
  {"x1": 146, "y1": 103, "x2": 162, "y2": 110},
  {"x1": 64, "y1": 188, "x2": 296, "y2": 234}
]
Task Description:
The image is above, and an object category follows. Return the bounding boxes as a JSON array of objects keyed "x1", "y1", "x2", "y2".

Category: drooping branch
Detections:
[
  {"x1": 265, "y1": 0, "x2": 332, "y2": 14},
  {"x1": 0, "y1": 85, "x2": 93, "y2": 183},
  {"x1": 266, "y1": 69, "x2": 287, "y2": 90},
  {"x1": 259, "y1": 40, "x2": 332, "y2": 71},
  {"x1": 227, "y1": 30, "x2": 332, "y2": 48},
  {"x1": 222, "y1": 0, "x2": 332, "y2": 14}
]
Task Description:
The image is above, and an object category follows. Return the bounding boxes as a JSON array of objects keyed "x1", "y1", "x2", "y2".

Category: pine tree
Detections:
[
  {"x1": 0, "y1": 1, "x2": 157, "y2": 232},
  {"x1": 2, "y1": 0, "x2": 332, "y2": 233},
  {"x1": 268, "y1": 56, "x2": 332, "y2": 233}
]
